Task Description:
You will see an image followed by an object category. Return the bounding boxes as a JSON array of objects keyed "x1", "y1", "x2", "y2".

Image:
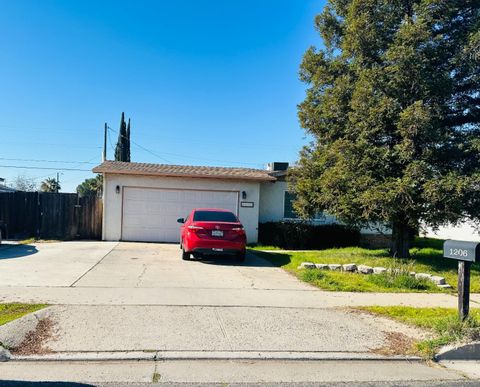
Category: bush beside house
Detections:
[{"x1": 258, "y1": 221, "x2": 360, "y2": 250}]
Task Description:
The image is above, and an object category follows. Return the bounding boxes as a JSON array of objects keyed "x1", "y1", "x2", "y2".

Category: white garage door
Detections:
[{"x1": 122, "y1": 187, "x2": 239, "y2": 242}]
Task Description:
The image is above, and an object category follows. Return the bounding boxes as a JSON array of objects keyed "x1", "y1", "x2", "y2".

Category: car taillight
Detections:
[
  {"x1": 188, "y1": 225, "x2": 204, "y2": 231},
  {"x1": 232, "y1": 227, "x2": 245, "y2": 233}
]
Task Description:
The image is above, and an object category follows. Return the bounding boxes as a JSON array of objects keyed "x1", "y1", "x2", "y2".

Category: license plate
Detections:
[
  {"x1": 212, "y1": 248, "x2": 223, "y2": 252},
  {"x1": 211, "y1": 230, "x2": 223, "y2": 237}
]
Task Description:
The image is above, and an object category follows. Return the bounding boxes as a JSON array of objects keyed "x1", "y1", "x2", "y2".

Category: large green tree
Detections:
[
  {"x1": 292, "y1": 0, "x2": 480, "y2": 257},
  {"x1": 114, "y1": 112, "x2": 131, "y2": 162}
]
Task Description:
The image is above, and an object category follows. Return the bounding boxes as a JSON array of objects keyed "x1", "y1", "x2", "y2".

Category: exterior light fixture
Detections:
[
  {"x1": 242, "y1": 191, "x2": 247, "y2": 200},
  {"x1": 116, "y1": 185, "x2": 121, "y2": 194}
]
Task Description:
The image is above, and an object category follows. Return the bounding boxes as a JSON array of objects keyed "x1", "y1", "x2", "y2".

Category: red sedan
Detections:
[{"x1": 177, "y1": 208, "x2": 247, "y2": 261}]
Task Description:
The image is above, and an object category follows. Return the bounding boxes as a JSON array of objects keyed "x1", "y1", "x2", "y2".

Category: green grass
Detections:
[
  {"x1": 249, "y1": 237, "x2": 480, "y2": 293},
  {"x1": 358, "y1": 306, "x2": 480, "y2": 358},
  {"x1": 0, "y1": 304, "x2": 47, "y2": 326}
]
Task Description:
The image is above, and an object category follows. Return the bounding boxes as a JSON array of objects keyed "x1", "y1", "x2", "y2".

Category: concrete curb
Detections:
[
  {"x1": 10, "y1": 350, "x2": 424, "y2": 362},
  {"x1": 435, "y1": 341, "x2": 480, "y2": 361},
  {"x1": 0, "y1": 307, "x2": 52, "y2": 349}
]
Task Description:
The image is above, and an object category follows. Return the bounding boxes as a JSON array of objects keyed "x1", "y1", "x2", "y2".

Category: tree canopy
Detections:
[
  {"x1": 76, "y1": 175, "x2": 103, "y2": 197},
  {"x1": 40, "y1": 177, "x2": 60, "y2": 193},
  {"x1": 12, "y1": 175, "x2": 38, "y2": 192},
  {"x1": 292, "y1": 0, "x2": 480, "y2": 257}
]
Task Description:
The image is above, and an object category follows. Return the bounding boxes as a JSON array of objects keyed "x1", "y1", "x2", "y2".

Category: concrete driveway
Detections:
[
  {"x1": 0, "y1": 241, "x2": 460, "y2": 362},
  {"x1": 0, "y1": 241, "x2": 311, "y2": 290}
]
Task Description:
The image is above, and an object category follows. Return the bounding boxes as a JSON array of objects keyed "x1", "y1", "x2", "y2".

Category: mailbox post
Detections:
[{"x1": 443, "y1": 240, "x2": 480, "y2": 321}]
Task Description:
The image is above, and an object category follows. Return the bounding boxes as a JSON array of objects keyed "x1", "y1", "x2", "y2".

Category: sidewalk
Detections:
[
  {"x1": 0, "y1": 359, "x2": 470, "y2": 384},
  {"x1": 0, "y1": 285, "x2": 478, "y2": 308}
]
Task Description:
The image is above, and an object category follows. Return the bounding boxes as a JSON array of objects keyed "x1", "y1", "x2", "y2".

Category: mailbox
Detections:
[{"x1": 443, "y1": 240, "x2": 480, "y2": 263}]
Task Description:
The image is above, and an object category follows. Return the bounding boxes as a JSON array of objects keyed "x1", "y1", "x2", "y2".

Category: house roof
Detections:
[
  {"x1": 0, "y1": 186, "x2": 16, "y2": 193},
  {"x1": 93, "y1": 161, "x2": 276, "y2": 182}
]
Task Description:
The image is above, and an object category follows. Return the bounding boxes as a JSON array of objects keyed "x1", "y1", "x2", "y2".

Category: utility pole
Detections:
[
  {"x1": 103, "y1": 122, "x2": 107, "y2": 162},
  {"x1": 56, "y1": 172, "x2": 60, "y2": 193}
]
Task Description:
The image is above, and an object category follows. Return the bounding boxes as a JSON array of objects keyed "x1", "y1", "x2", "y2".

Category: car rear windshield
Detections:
[{"x1": 193, "y1": 211, "x2": 238, "y2": 222}]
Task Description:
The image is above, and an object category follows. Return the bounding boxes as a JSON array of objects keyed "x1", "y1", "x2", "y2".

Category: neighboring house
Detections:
[
  {"x1": 93, "y1": 160, "x2": 389, "y2": 244},
  {"x1": 424, "y1": 222, "x2": 480, "y2": 242},
  {"x1": 0, "y1": 178, "x2": 16, "y2": 193}
]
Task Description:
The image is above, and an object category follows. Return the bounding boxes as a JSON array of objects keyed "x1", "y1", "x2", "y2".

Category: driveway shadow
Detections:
[
  {"x1": 0, "y1": 244, "x2": 38, "y2": 259},
  {"x1": 196, "y1": 251, "x2": 275, "y2": 268}
]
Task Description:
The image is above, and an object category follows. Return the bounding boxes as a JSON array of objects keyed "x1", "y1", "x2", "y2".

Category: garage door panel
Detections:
[{"x1": 122, "y1": 187, "x2": 239, "y2": 242}]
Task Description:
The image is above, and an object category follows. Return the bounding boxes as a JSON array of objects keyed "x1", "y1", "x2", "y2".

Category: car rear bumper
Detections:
[{"x1": 185, "y1": 238, "x2": 246, "y2": 255}]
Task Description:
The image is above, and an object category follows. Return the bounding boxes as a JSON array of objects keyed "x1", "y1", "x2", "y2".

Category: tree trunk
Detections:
[{"x1": 390, "y1": 221, "x2": 411, "y2": 258}]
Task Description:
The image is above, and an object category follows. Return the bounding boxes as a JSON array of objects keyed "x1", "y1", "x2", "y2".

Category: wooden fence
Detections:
[{"x1": 0, "y1": 192, "x2": 102, "y2": 240}]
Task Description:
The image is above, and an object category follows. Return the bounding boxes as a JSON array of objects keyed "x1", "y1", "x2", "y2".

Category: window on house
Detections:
[
  {"x1": 284, "y1": 191, "x2": 299, "y2": 219},
  {"x1": 283, "y1": 191, "x2": 326, "y2": 221}
]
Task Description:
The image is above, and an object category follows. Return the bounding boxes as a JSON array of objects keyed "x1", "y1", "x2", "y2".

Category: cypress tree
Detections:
[
  {"x1": 126, "y1": 118, "x2": 131, "y2": 162},
  {"x1": 114, "y1": 112, "x2": 128, "y2": 162}
]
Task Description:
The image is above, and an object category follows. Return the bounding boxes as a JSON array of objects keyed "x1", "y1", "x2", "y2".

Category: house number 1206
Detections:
[{"x1": 450, "y1": 248, "x2": 468, "y2": 257}]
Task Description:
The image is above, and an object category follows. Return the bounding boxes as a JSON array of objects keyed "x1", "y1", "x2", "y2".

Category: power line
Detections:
[
  {"x1": 107, "y1": 126, "x2": 264, "y2": 167},
  {"x1": 107, "y1": 126, "x2": 170, "y2": 163},
  {"x1": 0, "y1": 165, "x2": 91, "y2": 172},
  {"x1": 0, "y1": 157, "x2": 97, "y2": 165},
  {"x1": 1, "y1": 141, "x2": 101, "y2": 149}
]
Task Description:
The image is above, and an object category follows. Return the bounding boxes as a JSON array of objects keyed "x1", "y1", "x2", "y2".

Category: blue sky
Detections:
[{"x1": 0, "y1": 0, "x2": 324, "y2": 192}]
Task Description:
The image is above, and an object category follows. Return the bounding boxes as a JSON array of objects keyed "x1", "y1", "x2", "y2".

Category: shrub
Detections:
[{"x1": 258, "y1": 221, "x2": 360, "y2": 249}]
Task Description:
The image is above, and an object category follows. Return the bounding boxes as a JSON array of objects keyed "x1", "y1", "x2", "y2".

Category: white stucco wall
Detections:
[
  {"x1": 259, "y1": 180, "x2": 340, "y2": 226},
  {"x1": 258, "y1": 180, "x2": 390, "y2": 235},
  {"x1": 103, "y1": 173, "x2": 261, "y2": 243},
  {"x1": 424, "y1": 221, "x2": 480, "y2": 242},
  {"x1": 258, "y1": 181, "x2": 288, "y2": 223}
]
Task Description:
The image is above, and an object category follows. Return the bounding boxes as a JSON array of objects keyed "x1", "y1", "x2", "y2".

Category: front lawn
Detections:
[
  {"x1": 250, "y1": 238, "x2": 480, "y2": 293},
  {"x1": 357, "y1": 306, "x2": 480, "y2": 358},
  {"x1": 0, "y1": 304, "x2": 47, "y2": 326}
]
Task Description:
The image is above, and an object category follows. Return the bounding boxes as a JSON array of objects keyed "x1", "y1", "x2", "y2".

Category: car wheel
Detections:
[
  {"x1": 182, "y1": 249, "x2": 190, "y2": 261},
  {"x1": 236, "y1": 251, "x2": 246, "y2": 262}
]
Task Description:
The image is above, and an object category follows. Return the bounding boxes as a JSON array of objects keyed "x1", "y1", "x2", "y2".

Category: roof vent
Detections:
[{"x1": 266, "y1": 162, "x2": 289, "y2": 171}]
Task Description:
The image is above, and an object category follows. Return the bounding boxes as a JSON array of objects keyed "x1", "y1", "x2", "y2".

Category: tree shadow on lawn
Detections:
[
  {"x1": 0, "y1": 244, "x2": 38, "y2": 260},
  {"x1": 249, "y1": 250, "x2": 292, "y2": 267}
]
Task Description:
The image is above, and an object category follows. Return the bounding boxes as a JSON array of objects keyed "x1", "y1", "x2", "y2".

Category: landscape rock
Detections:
[
  {"x1": 357, "y1": 265, "x2": 373, "y2": 274},
  {"x1": 315, "y1": 264, "x2": 329, "y2": 270},
  {"x1": 0, "y1": 347, "x2": 10, "y2": 362},
  {"x1": 409, "y1": 272, "x2": 416, "y2": 277},
  {"x1": 438, "y1": 284, "x2": 453, "y2": 289},
  {"x1": 342, "y1": 264, "x2": 357, "y2": 272},
  {"x1": 373, "y1": 267, "x2": 387, "y2": 275},
  {"x1": 415, "y1": 273, "x2": 432, "y2": 280},
  {"x1": 298, "y1": 262, "x2": 316, "y2": 269},
  {"x1": 328, "y1": 264, "x2": 342, "y2": 271},
  {"x1": 430, "y1": 276, "x2": 446, "y2": 285}
]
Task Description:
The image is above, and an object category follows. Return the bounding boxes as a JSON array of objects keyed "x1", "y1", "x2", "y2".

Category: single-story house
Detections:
[
  {"x1": 0, "y1": 178, "x2": 16, "y2": 193},
  {"x1": 93, "y1": 160, "x2": 387, "y2": 244}
]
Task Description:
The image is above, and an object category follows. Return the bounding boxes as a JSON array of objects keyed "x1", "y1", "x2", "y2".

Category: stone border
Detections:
[{"x1": 297, "y1": 262, "x2": 453, "y2": 289}]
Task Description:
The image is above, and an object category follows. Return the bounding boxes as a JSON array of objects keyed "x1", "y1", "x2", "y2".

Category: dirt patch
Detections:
[
  {"x1": 371, "y1": 331, "x2": 418, "y2": 356},
  {"x1": 11, "y1": 317, "x2": 57, "y2": 355}
]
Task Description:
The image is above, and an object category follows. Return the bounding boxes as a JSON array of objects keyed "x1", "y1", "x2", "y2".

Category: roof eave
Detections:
[{"x1": 92, "y1": 168, "x2": 276, "y2": 182}]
